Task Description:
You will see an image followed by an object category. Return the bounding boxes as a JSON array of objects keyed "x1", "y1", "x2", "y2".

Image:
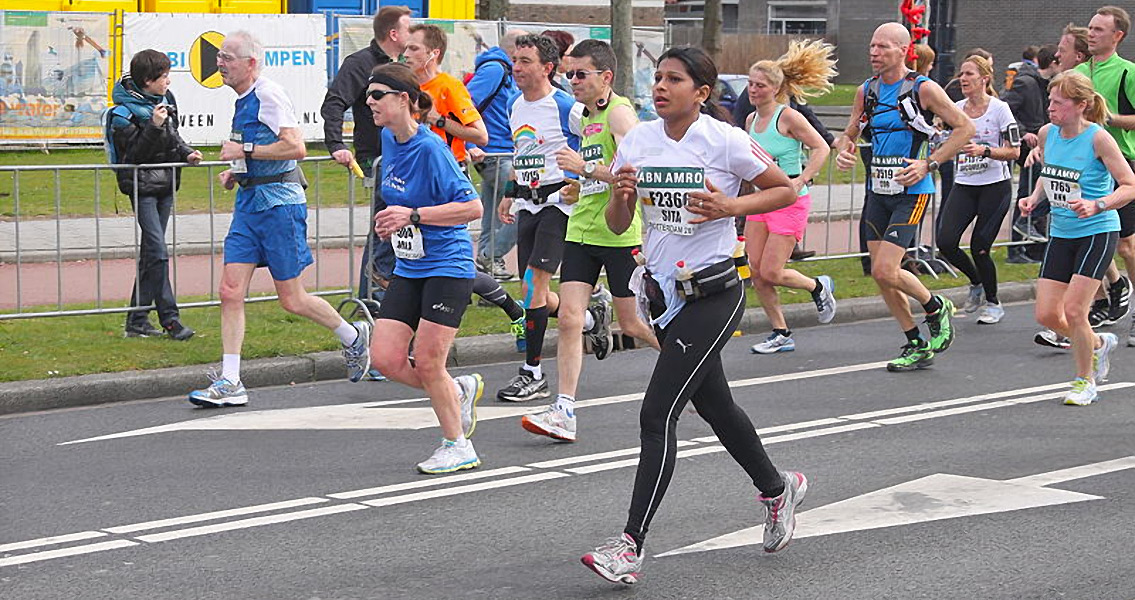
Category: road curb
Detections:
[{"x1": 0, "y1": 281, "x2": 1037, "y2": 416}]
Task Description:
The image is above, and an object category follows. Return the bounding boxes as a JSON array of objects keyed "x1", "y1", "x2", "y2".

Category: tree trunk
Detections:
[
  {"x1": 479, "y1": 0, "x2": 509, "y2": 21},
  {"x1": 702, "y1": 0, "x2": 723, "y2": 63},
  {"x1": 611, "y1": 0, "x2": 634, "y2": 98}
]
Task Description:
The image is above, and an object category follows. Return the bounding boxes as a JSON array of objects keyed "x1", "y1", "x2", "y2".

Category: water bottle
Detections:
[
  {"x1": 632, "y1": 248, "x2": 646, "y2": 266},
  {"x1": 733, "y1": 236, "x2": 750, "y2": 280},
  {"x1": 675, "y1": 260, "x2": 695, "y2": 299}
]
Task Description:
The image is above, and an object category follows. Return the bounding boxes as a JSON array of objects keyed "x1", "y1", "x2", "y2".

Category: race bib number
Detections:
[
  {"x1": 513, "y1": 155, "x2": 546, "y2": 189},
  {"x1": 956, "y1": 152, "x2": 992, "y2": 176},
  {"x1": 580, "y1": 145, "x2": 608, "y2": 197},
  {"x1": 871, "y1": 156, "x2": 905, "y2": 195},
  {"x1": 637, "y1": 166, "x2": 704, "y2": 236},
  {"x1": 392, "y1": 225, "x2": 425, "y2": 260},
  {"x1": 1040, "y1": 165, "x2": 1083, "y2": 210}
]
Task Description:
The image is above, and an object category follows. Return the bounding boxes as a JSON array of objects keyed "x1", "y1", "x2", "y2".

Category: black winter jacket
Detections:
[{"x1": 109, "y1": 76, "x2": 195, "y2": 198}]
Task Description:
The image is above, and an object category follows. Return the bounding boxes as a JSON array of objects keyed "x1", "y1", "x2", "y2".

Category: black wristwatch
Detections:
[
  {"x1": 434, "y1": 116, "x2": 447, "y2": 129},
  {"x1": 409, "y1": 208, "x2": 421, "y2": 225},
  {"x1": 242, "y1": 142, "x2": 255, "y2": 160},
  {"x1": 982, "y1": 147, "x2": 992, "y2": 159}
]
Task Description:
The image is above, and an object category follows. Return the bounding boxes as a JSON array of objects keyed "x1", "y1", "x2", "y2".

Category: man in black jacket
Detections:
[
  {"x1": 320, "y1": 5, "x2": 411, "y2": 315},
  {"x1": 108, "y1": 49, "x2": 201, "y2": 340}
]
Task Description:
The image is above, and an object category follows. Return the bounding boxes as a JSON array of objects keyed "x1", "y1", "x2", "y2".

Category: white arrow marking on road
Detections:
[
  {"x1": 59, "y1": 360, "x2": 889, "y2": 445},
  {"x1": 658, "y1": 455, "x2": 1135, "y2": 557}
]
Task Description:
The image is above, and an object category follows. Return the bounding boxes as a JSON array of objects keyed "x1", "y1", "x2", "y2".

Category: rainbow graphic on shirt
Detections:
[{"x1": 513, "y1": 124, "x2": 538, "y2": 143}]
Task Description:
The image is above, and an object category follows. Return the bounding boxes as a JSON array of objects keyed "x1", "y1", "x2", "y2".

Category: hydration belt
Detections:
[
  {"x1": 505, "y1": 180, "x2": 569, "y2": 204},
  {"x1": 237, "y1": 168, "x2": 308, "y2": 190},
  {"x1": 645, "y1": 258, "x2": 741, "y2": 306}
]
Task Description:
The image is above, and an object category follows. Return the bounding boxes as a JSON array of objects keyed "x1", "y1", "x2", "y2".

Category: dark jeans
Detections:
[
  {"x1": 359, "y1": 183, "x2": 395, "y2": 303},
  {"x1": 128, "y1": 193, "x2": 179, "y2": 327}
]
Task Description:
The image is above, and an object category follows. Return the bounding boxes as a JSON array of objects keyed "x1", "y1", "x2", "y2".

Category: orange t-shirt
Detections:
[{"x1": 421, "y1": 72, "x2": 482, "y2": 162}]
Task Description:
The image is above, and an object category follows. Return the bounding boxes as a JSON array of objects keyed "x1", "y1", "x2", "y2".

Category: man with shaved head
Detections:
[{"x1": 835, "y1": 22, "x2": 975, "y2": 373}]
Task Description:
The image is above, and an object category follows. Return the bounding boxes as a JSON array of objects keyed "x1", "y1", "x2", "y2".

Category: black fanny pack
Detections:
[
  {"x1": 645, "y1": 258, "x2": 740, "y2": 308},
  {"x1": 505, "y1": 180, "x2": 568, "y2": 204},
  {"x1": 238, "y1": 168, "x2": 309, "y2": 190}
]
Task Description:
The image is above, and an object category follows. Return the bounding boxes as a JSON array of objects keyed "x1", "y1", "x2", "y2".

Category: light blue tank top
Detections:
[
  {"x1": 1041, "y1": 123, "x2": 1120, "y2": 239},
  {"x1": 749, "y1": 105, "x2": 807, "y2": 196}
]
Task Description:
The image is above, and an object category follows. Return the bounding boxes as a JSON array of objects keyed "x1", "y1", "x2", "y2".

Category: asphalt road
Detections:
[{"x1": 2, "y1": 303, "x2": 1133, "y2": 600}]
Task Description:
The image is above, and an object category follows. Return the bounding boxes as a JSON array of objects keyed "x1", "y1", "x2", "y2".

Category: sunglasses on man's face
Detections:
[
  {"x1": 368, "y1": 89, "x2": 402, "y2": 101},
  {"x1": 565, "y1": 69, "x2": 603, "y2": 81}
]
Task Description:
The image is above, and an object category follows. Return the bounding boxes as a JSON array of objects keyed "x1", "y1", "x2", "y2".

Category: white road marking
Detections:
[
  {"x1": 59, "y1": 360, "x2": 893, "y2": 445},
  {"x1": 658, "y1": 455, "x2": 1135, "y2": 558},
  {"x1": 136, "y1": 504, "x2": 370, "y2": 543},
  {"x1": 0, "y1": 540, "x2": 139, "y2": 568},
  {"x1": 0, "y1": 531, "x2": 107, "y2": 554},
  {"x1": 9, "y1": 380, "x2": 1132, "y2": 569},
  {"x1": 103, "y1": 497, "x2": 330, "y2": 534}
]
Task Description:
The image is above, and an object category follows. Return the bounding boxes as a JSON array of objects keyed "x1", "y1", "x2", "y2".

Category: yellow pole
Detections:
[{"x1": 107, "y1": 8, "x2": 124, "y2": 104}]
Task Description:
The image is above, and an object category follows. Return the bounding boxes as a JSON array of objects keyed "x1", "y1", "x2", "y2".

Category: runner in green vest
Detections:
[
  {"x1": 1075, "y1": 5, "x2": 1135, "y2": 341},
  {"x1": 521, "y1": 40, "x2": 660, "y2": 443}
]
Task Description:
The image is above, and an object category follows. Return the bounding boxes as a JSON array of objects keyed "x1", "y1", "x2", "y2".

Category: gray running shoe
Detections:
[
  {"x1": 416, "y1": 438, "x2": 480, "y2": 474},
  {"x1": 124, "y1": 320, "x2": 163, "y2": 338},
  {"x1": 759, "y1": 471, "x2": 809, "y2": 553},
  {"x1": 581, "y1": 533, "x2": 643, "y2": 584},
  {"x1": 1092, "y1": 332, "x2": 1118, "y2": 383},
  {"x1": 976, "y1": 302, "x2": 1004, "y2": 324},
  {"x1": 342, "y1": 320, "x2": 371, "y2": 383},
  {"x1": 490, "y1": 257, "x2": 514, "y2": 281},
  {"x1": 521, "y1": 403, "x2": 577, "y2": 442},
  {"x1": 751, "y1": 332, "x2": 795, "y2": 354},
  {"x1": 188, "y1": 374, "x2": 248, "y2": 408},
  {"x1": 813, "y1": 275, "x2": 837, "y2": 324},
  {"x1": 456, "y1": 374, "x2": 484, "y2": 438},
  {"x1": 1034, "y1": 329, "x2": 1071, "y2": 349},
  {"x1": 497, "y1": 368, "x2": 551, "y2": 402},
  {"x1": 585, "y1": 300, "x2": 614, "y2": 360},
  {"x1": 962, "y1": 284, "x2": 984, "y2": 314}
]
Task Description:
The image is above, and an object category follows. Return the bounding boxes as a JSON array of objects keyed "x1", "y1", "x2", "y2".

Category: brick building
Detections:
[
  {"x1": 665, "y1": 0, "x2": 1135, "y2": 84},
  {"x1": 499, "y1": 0, "x2": 665, "y2": 27}
]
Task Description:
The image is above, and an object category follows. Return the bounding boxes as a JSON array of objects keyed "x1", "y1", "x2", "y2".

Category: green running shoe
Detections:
[
  {"x1": 886, "y1": 340, "x2": 935, "y2": 372},
  {"x1": 510, "y1": 316, "x2": 526, "y2": 353},
  {"x1": 925, "y1": 295, "x2": 956, "y2": 353}
]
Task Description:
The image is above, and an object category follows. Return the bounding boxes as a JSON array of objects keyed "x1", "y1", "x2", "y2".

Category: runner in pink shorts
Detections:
[{"x1": 742, "y1": 40, "x2": 840, "y2": 354}]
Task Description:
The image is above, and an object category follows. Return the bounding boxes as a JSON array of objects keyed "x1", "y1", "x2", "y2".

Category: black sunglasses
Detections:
[
  {"x1": 368, "y1": 89, "x2": 402, "y2": 101},
  {"x1": 565, "y1": 69, "x2": 603, "y2": 81}
]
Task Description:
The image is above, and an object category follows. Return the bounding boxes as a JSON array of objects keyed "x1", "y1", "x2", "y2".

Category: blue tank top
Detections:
[
  {"x1": 1041, "y1": 123, "x2": 1120, "y2": 239},
  {"x1": 866, "y1": 74, "x2": 935, "y2": 195}
]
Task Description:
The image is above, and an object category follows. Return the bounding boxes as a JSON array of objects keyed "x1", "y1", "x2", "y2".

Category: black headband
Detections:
[{"x1": 368, "y1": 73, "x2": 418, "y2": 100}]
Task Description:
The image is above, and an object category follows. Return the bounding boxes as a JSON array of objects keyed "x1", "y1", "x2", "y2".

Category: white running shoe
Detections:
[
  {"x1": 521, "y1": 403, "x2": 577, "y2": 442},
  {"x1": 456, "y1": 374, "x2": 484, "y2": 438},
  {"x1": 751, "y1": 332, "x2": 795, "y2": 354},
  {"x1": 581, "y1": 533, "x2": 643, "y2": 584},
  {"x1": 416, "y1": 438, "x2": 480, "y2": 474},
  {"x1": 976, "y1": 302, "x2": 1004, "y2": 324},
  {"x1": 188, "y1": 374, "x2": 248, "y2": 408},
  {"x1": 1063, "y1": 378, "x2": 1098, "y2": 406},
  {"x1": 1092, "y1": 333, "x2": 1118, "y2": 383},
  {"x1": 813, "y1": 275, "x2": 837, "y2": 324}
]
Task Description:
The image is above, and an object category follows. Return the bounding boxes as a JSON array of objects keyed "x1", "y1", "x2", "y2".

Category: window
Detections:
[{"x1": 768, "y1": 1, "x2": 828, "y2": 35}]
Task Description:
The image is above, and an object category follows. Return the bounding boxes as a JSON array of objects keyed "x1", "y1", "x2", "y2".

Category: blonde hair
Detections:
[
  {"x1": 749, "y1": 39, "x2": 837, "y2": 104},
  {"x1": 1049, "y1": 70, "x2": 1111, "y2": 125},
  {"x1": 906, "y1": 44, "x2": 935, "y2": 75},
  {"x1": 961, "y1": 55, "x2": 998, "y2": 98}
]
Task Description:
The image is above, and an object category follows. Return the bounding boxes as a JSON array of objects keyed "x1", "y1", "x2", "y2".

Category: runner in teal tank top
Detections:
[
  {"x1": 521, "y1": 40, "x2": 660, "y2": 445},
  {"x1": 1019, "y1": 71, "x2": 1135, "y2": 406},
  {"x1": 740, "y1": 40, "x2": 839, "y2": 356}
]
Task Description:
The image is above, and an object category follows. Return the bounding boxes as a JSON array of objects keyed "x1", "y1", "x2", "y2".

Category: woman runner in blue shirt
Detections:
[{"x1": 365, "y1": 63, "x2": 487, "y2": 474}]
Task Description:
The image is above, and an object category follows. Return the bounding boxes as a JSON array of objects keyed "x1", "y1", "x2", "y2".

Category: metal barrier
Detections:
[
  {"x1": 0, "y1": 153, "x2": 1042, "y2": 321},
  {"x1": 0, "y1": 155, "x2": 371, "y2": 321}
]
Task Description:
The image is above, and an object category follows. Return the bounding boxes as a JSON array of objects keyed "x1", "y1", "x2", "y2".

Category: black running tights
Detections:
[
  {"x1": 623, "y1": 284, "x2": 782, "y2": 549},
  {"x1": 937, "y1": 180, "x2": 1012, "y2": 302}
]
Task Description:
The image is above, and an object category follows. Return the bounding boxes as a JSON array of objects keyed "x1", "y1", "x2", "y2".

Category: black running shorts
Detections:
[
  {"x1": 378, "y1": 275, "x2": 474, "y2": 329},
  {"x1": 516, "y1": 207, "x2": 569, "y2": 275},
  {"x1": 864, "y1": 191, "x2": 933, "y2": 249},
  {"x1": 560, "y1": 241, "x2": 639, "y2": 298},
  {"x1": 1040, "y1": 232, "x2": 1119, "y2": 283}
]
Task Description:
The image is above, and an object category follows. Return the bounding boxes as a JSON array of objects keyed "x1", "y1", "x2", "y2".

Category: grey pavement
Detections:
[
  {"x1": 2, "y1": 301, "x2": 1133, "y2": 599},
  {"x1": 0, "y1": 281, "x2": 1039, "y2": 416}
]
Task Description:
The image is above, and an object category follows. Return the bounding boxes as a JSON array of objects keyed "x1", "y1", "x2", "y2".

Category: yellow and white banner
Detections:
[
  {"x1": 123, "y1": 13, "x2": 326, "y2": 146},
  {"x1": 0, "y1": 11, "x2": 113, "y2": 143}
]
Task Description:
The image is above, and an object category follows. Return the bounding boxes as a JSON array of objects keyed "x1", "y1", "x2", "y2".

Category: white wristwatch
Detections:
[
  {"x1": 583, "y1": 162, "x2": 597, "y2": 177},
  {"x1": 1097, "y1": 199, "x2": 1108, "y2": 211}
]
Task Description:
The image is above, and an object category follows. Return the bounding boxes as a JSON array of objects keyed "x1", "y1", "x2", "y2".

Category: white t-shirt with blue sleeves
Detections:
[
  {"x1": 508, "y1": 88, "x2": 584, "y2": 216},
  {"x1": 232, "y1": 76, "x2": 305, "y2": 213},
  {"x1": 381, "y1": 125, "x2": 479, "y2": 279}
]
